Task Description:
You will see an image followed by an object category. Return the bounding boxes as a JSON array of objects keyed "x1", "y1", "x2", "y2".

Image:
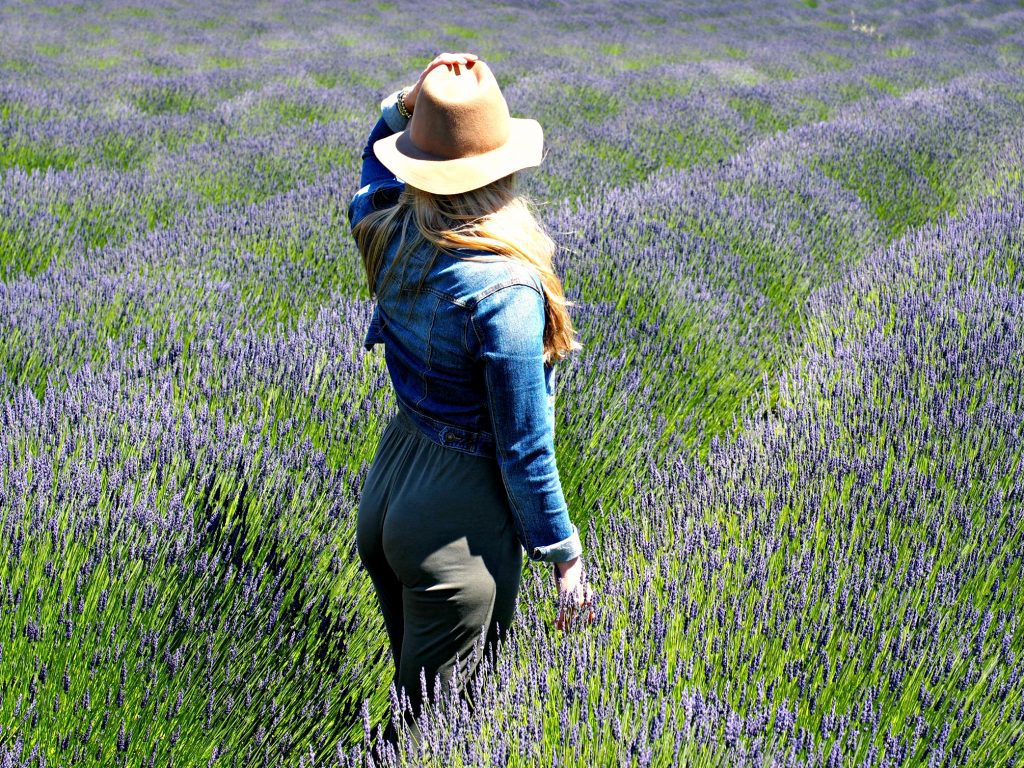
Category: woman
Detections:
[{"x1": 349, "y1": 52, "x2": 596, "y2": 745}]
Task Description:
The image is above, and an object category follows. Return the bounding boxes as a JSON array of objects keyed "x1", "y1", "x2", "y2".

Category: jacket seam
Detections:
[
  {"x1": 470, "y1": 301, "x2": 484, "y2": 356},
  {"x1": 415, "y1": 295, "x2": 440, "y2": 408},
  {"x1": 462, "y1": 301, "x2": 474, "y2": 357},
  {"x1": 473, "y1": 275, "x2": 544, "y2": 306},
  {"x1": 403, "y1": 284, "x2": 471, "y2": 308}
]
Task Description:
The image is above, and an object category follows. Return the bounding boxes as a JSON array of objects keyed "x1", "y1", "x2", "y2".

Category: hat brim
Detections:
[{"x1": 373, "y1": 117, "x2": 543, "y2": 196}]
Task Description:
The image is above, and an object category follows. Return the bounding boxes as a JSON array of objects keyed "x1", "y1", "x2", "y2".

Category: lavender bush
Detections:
[{"x1": 1, "y1": 1, "x2": 1022, "y2": 765}]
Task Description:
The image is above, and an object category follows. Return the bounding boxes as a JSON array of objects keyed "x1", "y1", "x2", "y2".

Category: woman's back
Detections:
[{"x1": 363, "y1": 235, "x2": 558, "y2": 456}]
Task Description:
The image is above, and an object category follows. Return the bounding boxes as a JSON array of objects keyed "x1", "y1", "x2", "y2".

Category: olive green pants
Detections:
[{"x1": 357, "y1": 405, "x2": 524, "y2": 745}]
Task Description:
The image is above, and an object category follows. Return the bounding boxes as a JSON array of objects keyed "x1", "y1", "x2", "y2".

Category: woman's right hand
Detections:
[
  {"x1": 554, "y1": 557, "x2": 596, "y2": 631},
  {"x1": 403, "y1": 52, "x2": 479, "y2": 114}
]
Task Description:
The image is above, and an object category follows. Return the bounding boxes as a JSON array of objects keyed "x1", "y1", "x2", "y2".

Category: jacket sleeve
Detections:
[
  {"x1": 348, "y1": 89, "x2": 410, "y2": 232},
  {"x1": 471, "y1": 280, "x2": 582, "y2": 564}
]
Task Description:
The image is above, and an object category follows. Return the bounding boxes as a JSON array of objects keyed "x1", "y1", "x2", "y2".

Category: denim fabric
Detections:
[{"x1": 348, "y1": 89, "x2": 582, "y2": 564}]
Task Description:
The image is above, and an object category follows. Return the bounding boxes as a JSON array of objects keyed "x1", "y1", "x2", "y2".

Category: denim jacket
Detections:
[{"x1": 348, "y1": 89, "x2": 582, "y2": 564}]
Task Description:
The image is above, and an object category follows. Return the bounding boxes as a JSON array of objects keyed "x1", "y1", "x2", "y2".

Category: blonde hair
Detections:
[{"x1": 352, "y1": 172, "x2": 583, "y2": 365}]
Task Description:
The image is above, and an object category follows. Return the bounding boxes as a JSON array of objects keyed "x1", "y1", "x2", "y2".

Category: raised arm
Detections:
[
  {"x1": 348, "y1": 89, "x2": 410, "y2": 231},
  {"x1": 349, "y1": 53, "x2": 480, "y2": 232}
]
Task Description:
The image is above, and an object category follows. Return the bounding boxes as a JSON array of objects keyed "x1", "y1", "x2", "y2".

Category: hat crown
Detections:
[
  {"x1": 372, "y1": 59, "x2": 543, "y2": 195},
  {"x1": 408, "y1": 61, "x2": 511, "y2": 160}
]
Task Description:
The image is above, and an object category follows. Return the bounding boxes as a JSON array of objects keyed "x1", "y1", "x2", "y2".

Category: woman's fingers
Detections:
[
  {"x1": 555, "y1": 585, "x2": 596, "y2": 631},
  {"x1": 412, "y1": 52, "x2": 479, "y2": 83},
  {"x1": 397, "y1": 54, "x2": 481, "y2": 126},
  {"x1": 434, "y1": 52, "x2": 478, "y2": 62},
  {"x1": 429, "y1": 52, "x2": 479, "y2": 72},
  {"x1": 555, "y1": 607, "x2": 594, "y2": 631}
]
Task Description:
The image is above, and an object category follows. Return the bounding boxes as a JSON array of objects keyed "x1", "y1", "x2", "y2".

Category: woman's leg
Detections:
[
  {"x1": 396, "y1": 535, "x2": 508, "y2": 714},
  {"x1": 382, "y1": 423, "x2": 524, "y2": 734},
  {"x1": 356, "y1": 416, "x2": 415, "y2": 700}
]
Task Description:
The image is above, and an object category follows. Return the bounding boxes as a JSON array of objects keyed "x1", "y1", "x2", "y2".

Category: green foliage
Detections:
[
  {"x1": 862, "y1": 73, "x2": 902, "y2": 95},
  {"x1": 130, "y1": 85, "x2": 205, "y2": 115},
  {"x1": 808, "y1": 51, "x2": 851, "y2": 71},
  {"x1": 441, "y1": 24, "x2": 479, "y2": 39},
  {"x1": 885, "y1": 43, "x2": 915, "y2": 58},
  {"x1": 728, "y1": 94, "x2": 791, "y2": 132}
]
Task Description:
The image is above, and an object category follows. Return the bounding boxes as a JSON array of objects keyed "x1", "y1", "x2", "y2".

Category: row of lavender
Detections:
[
  {"x1": 0, "y1": 77, "x2": 1018, "y2": 764},
  {"x1": 1, "y1": 0, "x2": 1023, "y2": 764},
  {"x1": 3, "y1": 2, "x2": 1021, "y2": 278},
  {"x1": 3, "y1": 69, "x2": 1021, "y2": 515},
  {"x1": 346, "y1": 150, "x2": 1024, "y2": 768}
]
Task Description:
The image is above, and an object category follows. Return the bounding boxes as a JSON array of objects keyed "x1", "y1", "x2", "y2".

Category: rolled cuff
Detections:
[
  {"x1": 529, "y1": 522, "x2": 582, "y2": 563},
  {"x1": 380, "y1": 89, "x2": 411, "y2": 134}
]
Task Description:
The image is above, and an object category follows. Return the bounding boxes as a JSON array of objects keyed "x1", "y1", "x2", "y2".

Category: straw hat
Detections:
[{"x1": 373, "y1": 60, "x2": 544, "y2": 195}]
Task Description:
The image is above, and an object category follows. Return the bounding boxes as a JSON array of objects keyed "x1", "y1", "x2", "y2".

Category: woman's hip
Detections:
[{"x1": 359, "y1": 408, "x2": 523, "y2": 582}]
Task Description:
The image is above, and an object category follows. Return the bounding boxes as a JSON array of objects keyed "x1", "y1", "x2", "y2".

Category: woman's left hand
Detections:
[{"x1": 403, "y1": 52, "x2": 479, "y2": 114}]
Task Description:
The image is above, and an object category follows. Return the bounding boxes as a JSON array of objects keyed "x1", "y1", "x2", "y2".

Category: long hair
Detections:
[{"x1": 352, "y1": 172, "x2": 583, "y2": 365}]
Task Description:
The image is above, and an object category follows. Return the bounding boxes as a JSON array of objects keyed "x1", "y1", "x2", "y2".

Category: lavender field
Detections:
[{"x1": 2, "y1": 0, "x2": 1024, "y2": 765}]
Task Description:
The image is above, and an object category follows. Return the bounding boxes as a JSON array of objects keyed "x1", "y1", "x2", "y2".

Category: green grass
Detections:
[
  {"x1": 862, "y1": 74, "x2": 903, "y2": 96},
  {"x1": 187, "y1": 145, "x2": 357, "y2": 208},
  {"x1": 885, "y1": 43, "x2": 915, "y2": 58},
  {"x1": 206, "y1": 54, "x2": 245, "y2": 69},
  {"x1": 758, "y1": 63, "x2": 798, "y2": 80},
  {"x1": 309, "y1": 67, "x2": 386, "y2": 91},
  {"x1": 728, "y1": 94, "x2": 792, "y2": 133},
  {"x1": 261, "y1": 37, "x2": 303, "y2": 51},
  {"x1": 997, "y1": 42, "x2": 1024, "y2": 64},
  {"x1": 258, "y1": 99, "x2": 363, "y2": 126},
  {"x1": 32, "y1": 42, "x2": 64, "y2": 56},
  {"x1": 442, "y1": 24, "x2": 479, "y2": 39},
  {"x1": 0, "y1": 58, "x2": 35, "y2": 72},
  {"x1": 0, "y1": 347, "x2": 394, "y2": 758},
  {"x1": 814, "y1": 148, "x2": 965, "y2": 240},
  {"x1": 631, "y1": 75, "x2": 696, "y2": 100},
  {"x1": 74, "y1": 54, "x2": 124, "y2": 70},
  {"x1": 807, "y1": 51, "x2": 852, "y2": 71},
  {"x1": 1, "y1": 192, "x2": 362, "y2": 388},
  {"x1": 0, "y1": 143, "x2": 82, "y2": 172},
  {"x1": 130, "y1": 85, "x2": 206, "y2": 115},
  {"x1": 106, "y1": 5, "x2": 153, "y2": 17},
  {"x1": 0, "y1": 194, "x2": 184, "y2": 280}
]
